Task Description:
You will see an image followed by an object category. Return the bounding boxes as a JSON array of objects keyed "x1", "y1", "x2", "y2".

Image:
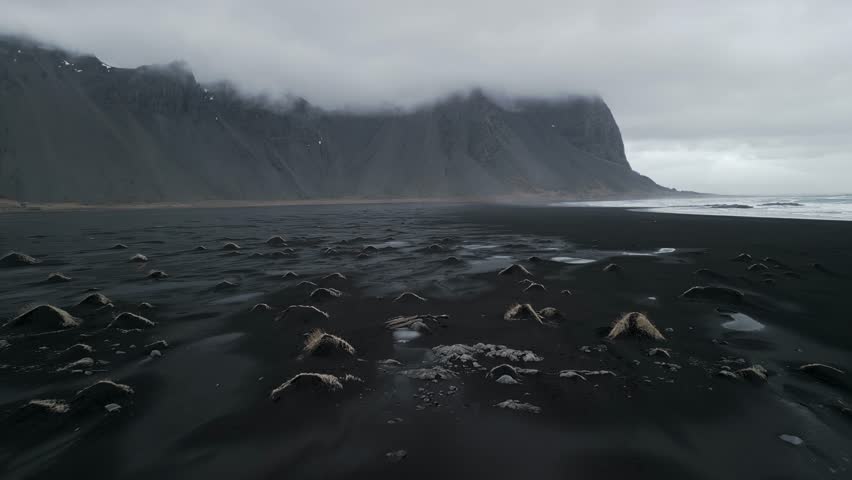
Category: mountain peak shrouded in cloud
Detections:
[
  {"x1": 1, "y1": 0, "x2": 851, "y2": 194},
  {"x1": 0, "y1": 37, "x2": 668, "y2": 203}
]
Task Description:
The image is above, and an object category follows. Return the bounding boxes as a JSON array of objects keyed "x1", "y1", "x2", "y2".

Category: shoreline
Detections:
[{"x1": 0, "y1": 191, "x2": 700, "y2": 214}]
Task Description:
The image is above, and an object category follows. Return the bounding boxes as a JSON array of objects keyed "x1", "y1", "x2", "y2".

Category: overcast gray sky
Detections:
[{"x1": 2, "y1": 0, "x2": 850, "y2": 195}]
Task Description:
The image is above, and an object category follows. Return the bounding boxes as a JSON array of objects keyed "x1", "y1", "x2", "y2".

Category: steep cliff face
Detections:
[{"x1": 0, "y1": 38, "x2": 667, "y2": 203}]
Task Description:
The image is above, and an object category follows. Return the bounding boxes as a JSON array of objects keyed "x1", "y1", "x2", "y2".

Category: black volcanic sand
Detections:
[{"x1": 1, "y1": 204, "x2": 851, "y2": 479}]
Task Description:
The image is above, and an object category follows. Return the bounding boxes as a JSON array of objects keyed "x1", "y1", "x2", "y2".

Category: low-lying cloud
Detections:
[{"x1": 2, "y1": 0, "x2": 850, "y2": 194}]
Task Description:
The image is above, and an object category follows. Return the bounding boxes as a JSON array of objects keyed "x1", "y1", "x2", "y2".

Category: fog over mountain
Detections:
[
  {"x1": 2, "y1": 1, "x2": 851, "y2": 195},
  {"x1": 0, "y1": 37, "x2": 666, "y2": 202}
]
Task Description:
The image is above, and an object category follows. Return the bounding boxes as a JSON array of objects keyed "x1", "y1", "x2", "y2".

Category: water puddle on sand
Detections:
[
  {"x1": 551, "y1": 256, "x2": 595, "y2": 264},
  {"x1": 392, "y1": 329, "x2": 421, "y2": 343},
  {"x1": 720, "y1": 312, "x2": 766, "y2": 332},
  {"x1": 621, "y1": 248, "x2": 677, "y2": 256}
]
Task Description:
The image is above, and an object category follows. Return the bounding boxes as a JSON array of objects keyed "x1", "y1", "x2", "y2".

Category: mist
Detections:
[{"x1": 2, "y1": 0, "x2": 850, "y2": 194}]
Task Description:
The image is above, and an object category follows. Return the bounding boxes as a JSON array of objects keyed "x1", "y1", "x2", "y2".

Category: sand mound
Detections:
[
  {"x1": 266, "y1": 236, "x2": 287, "y2": 247},
  {"x1": 109, "y1": 312, "x2": 156, "y2": 330},
  {"x1": 297, "y1": 280, "x2": 318, "y2": 289},
  {"x1": 732, "y1": 253, "x2": 753, "y2": 262},
  {"x1": 109, "y1": 243, "x2": 128, "y2": 250},
  {"x1": 55, "y1": 343, "x2": 94, "y2": 359},
  {"x1": 269, "y1": 372, "x2": 361, "y2": 400},
  {"x1": 385, "y1": 314, "x2": 446, "y2": 333},
  {"x1": 46, "y1": 272, "x2": 72, "y2": 283},
  {"x1": 251, "y1": 303, "x2": 272, "y2": 312},
  {"x1": 538, "y1": 307, "x2": 563, "y2": 320},
  {"x1": 277, "y1": 305, "x2": 330, "y2": 322},
  {"x1": 4, "y1": 305, "x2": 81, "y2": 332},
  {"x1": 78, "y1": 292, "x2": 111, "y2": 306},
  {"x1": 147, "y1": 270, "x2": 168, "y2": 279},
  {"x1": 303, "y1": 329, "x2": 356, "y2": 357},
  {"x1": 310, "y1": 287, "x2": 343, "y2": 301},
  {"x1": 139, "y1": 302, "x2": 155, "y2": 310},
  {"x1": 214, "y1": 280, "x2": 238, "y2": 290},
  {"x1": 523, "y1": 282, "x2": 546, "y2": 293},
  {"x1": 606, "y1": 312, "x2": 666, "y2": 341},
  {"x1": 72, "y1": 380, "x2": 134, "y2": 410},
  {"x1": 747, "y1": 263, "x2": 769, "y2": 272},
  {"x1": 559, "y1": 369, "x2": 616, "y2": 380},
  {"x1": 145, "y1": 340, "x2": 169, "y2": 351},
  {"x1": 681, "y1": 286, "x2": 744, "y2": 304},
  {"x1": 362, "y1": 245, "x2": 378, "y2": 254},
  {"x1": 282, "y1": 271, "x2": 299, "y2": 279},
  {"x1": 694, "y1": 268, "x2": 726, "y2": 280},
  {"x1": 320, "y1": 272, "x2": 347, "y2": 284},
  {"x1": 527, "y1": 256, "x2": 544, "y2": 263},
  {"x1": 129, "y1": 253, "x2": 148, "y2": 263},
  {"x1": 443, "y1": 256, "x2": 462, "y2": 264},
  {"x1": 57, "y1": 357, "x2": 95, "y2": 372},
  {"x1": 497, "y1": 264, "x2": 532, "y2": 277},
  {"x1": 799, "y1": 363, "x2": 846, "y2": 386},
  {"x1": 322, "y1": 247, "x2": 340, "y2": 256},
  {"x1": 222, "y1": 242, "x2": 241, "y2": 250},
  {"x1": 194, "y1": 245, "x2": 208, "y2": 251},
  {"x1": 504, "y1": 303, "x2": 544, "y2": 323},
  {"x1": 425, "y1": 244, "x2": 445, "y2": 252},
  {"x1": 494, "y1": 399, "x2": 541, "y2": 414},
  {"x1": 393, "y1": 292, "x2": 427, "y2": 303},
  {"x1": 0, "y1": 251, "x2": 40, "y2": 267},
  {"x1": 603, "y1": 263, "x2": 622, "y2": 273}
]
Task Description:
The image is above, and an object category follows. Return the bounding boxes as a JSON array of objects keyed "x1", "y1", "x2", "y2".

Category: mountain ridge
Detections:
[{"x1": 0, "y1": 36, "x2": 672, "y2": 203}]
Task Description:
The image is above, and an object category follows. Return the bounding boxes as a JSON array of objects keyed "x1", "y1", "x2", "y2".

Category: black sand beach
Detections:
[{"x1": 1, "y1": 204, "x2": 850, "y2": 479}]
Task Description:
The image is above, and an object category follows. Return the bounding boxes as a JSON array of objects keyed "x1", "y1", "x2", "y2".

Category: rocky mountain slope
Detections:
[{"x1": 0, "y1": 37, "x2": 670, "y2": 203}]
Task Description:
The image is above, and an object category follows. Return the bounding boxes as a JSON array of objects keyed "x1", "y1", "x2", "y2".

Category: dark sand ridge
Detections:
[{"x1": 0, "y1": 204, "x2": 850, "y2": 479}]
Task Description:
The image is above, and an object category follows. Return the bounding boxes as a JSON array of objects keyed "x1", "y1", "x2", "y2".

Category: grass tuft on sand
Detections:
[
  {"x1": 606, "y1": 312, "x2": 666, "y2": 341},
  {"x1": 303, "y1": 329, "x2": 356, "y2": 357},
  {"x1": 269, "y1": 372, "x2": 361, "y2": 401}
]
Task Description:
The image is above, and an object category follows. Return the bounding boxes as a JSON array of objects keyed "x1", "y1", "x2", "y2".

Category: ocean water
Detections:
[{"x1": 553, "y1": 194, "x2": 852, "y2": 221}]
